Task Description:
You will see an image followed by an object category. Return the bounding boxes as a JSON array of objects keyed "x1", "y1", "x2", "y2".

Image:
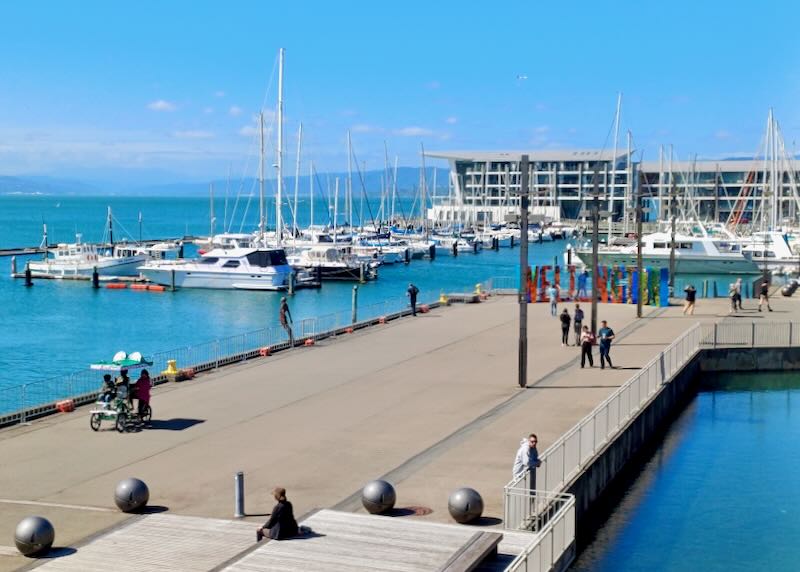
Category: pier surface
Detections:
[{"x1": 0, "y1": 293, "x2": 797, "y2": 570}]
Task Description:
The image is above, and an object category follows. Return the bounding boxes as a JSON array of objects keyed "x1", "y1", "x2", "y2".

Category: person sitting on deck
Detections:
[{"x1": 257, "y1": 487, "x2": 299, "y2": 541}]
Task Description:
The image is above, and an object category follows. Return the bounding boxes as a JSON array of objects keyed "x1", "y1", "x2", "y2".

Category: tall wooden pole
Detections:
[{"x1": 518, "y1": 154, "x2": 530, "y2": 389}]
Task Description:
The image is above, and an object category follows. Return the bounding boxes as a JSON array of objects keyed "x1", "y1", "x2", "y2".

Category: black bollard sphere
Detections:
[
  {"x1": 114, "y1": 478, "x2": 150, "y2": 513},
  {"x1": 361, "y1": 480, "x2": 396, "y2": 514},
  {"x1": 447, "y1": 487, "x2": 484, "y2": 524},
  {"x1": 14, "y1": 516, "x2": 54, "y2": 556}
]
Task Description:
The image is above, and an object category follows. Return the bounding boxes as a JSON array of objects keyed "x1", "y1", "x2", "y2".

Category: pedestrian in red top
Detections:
[{"x1": 134, "y1": 369, "x2": 151, "y2": 422}]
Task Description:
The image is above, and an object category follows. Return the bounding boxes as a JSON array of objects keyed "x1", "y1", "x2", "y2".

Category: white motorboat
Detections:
[
  {"x1": 576, "y1": 232, "x2": 759, "y2": 274},
  {"x1": 287, "y1": 245, "x2": 377, "y2": 281},
  {"x1": 742, "y1": 231, "x2": 800, "y2": 275},
  {"x1": 139, "y1": 247, "x2": 292, "y2": 290},
  {"x1": 29, "y1": 238, "x2": 150, "y2": 277}
]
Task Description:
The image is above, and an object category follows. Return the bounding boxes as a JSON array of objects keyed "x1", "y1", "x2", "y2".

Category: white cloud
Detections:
[
  {"x1": 351, "y1": 124, "x2": 379, "y2": 133},
  {"x1": 173, "y1": 130, "x2": 214, "y2": 139},
  {"x1": 445, "y1": 117, "x2": 458, "y2": 125},
  {"x1": 394, "y1": 126, "x2": 434, "y2": 137},
  {"x1": 214, "y1": 90, "x2": 226, "y2": 98},
  {"x1": 229, "y1": 105, "x2": 243, "y2": 117},
  {"x1": 147, "y1": 99, "x2": 177, "y2": 112},
  {"x1": 239, "y1": 125, "x2": 258, "y2": 137}
]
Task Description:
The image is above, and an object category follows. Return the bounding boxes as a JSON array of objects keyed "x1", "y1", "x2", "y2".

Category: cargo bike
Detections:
[{"x1": 88, "y1": 351, "x2": 153, "y2": 432}]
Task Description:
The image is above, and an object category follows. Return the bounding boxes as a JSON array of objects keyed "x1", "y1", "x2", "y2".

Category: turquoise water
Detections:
[{"x1": 571, "y1": 371, "x2": 800, "y2": 571}]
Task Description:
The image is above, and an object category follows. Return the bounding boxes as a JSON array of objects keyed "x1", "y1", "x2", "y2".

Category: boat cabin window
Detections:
[
  {"x1": 246, "y1": 251, "x2": 288, "y2": 267},
  {"x1": 222, "y1": 260, "x2": 240, "y2": 268},
  {"x1": 653, "y1": 242, "x2": 667, "y2": 249},
  {"x1": 200, "y1": 257, "x2": 219, "y2": 264},
  {"x1": 679, "y1": 243, "x2": 693, "y2": 250}
]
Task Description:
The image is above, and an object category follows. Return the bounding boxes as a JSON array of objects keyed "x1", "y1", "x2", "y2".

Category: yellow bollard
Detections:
[
  {"x1": 439, "y1": 291, "x2": 449, "y2": 305},
  {"x1": 474, "y1": 283, "x2": 482, "y2": 295},
  {"x1": 162, "y1": 359, "x2": 179, "y2": 375}
]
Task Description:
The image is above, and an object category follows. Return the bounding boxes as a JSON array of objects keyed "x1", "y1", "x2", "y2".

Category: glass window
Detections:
[
  {"x1": 200, "y1": 257, "x2": 219, "y2": 264},
  {"x1": 222, "y1": 260, "x2": 240, "y2": 268},
  {"x1": 269, "y1": 250, "x2": 288, "y2": 266},
  {"x1": 653, "y1": 242, "x2": 666, "y2": 249}
]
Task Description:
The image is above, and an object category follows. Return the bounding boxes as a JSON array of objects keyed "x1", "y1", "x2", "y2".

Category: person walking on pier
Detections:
[
  {"x1": 683, "y1": 285, "x2": 696, "y2": 315},
  {"x1": 548, "y1": 284, "x2": 558, "y2": 316},
  {"x1": 580, "y1": 325, "x2": 595, "y2": 368},
  {"x1": 577, "y1": 270, "x2": 589, "y2": 299},
  {"x1": 513, "y1": 433, "x2": 542, "y2": 490},
  {"x1": 759, "y1": 280, "x2": 773, "y2": 312},
  {"x1": 598, "y1": 320, "x2": 615, "y2": 369},
  {"x1": 559, "y1": 308, "x2": 571, "y2": 346},
  {"x1": 735, "y1": 278, "x2": 744, "y2": 310},
  {"x1": 407, "y1": 283, "x2": 419, "y2": 316},
  {"x1": 279, "y1": 297, "x2": 294, "y2": 344},
  {"x1": 573, "y1": 303, "x2": 584, "y2": 345},
  {"x1": 728, "y1": 283, "x2": 738, "y2": 314}
]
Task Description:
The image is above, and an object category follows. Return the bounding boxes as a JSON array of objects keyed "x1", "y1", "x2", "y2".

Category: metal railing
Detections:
[
  {"x1": 505, "y1": 492, "x2": 576, "y2": 572},
  {"x1": 505, "y1": 323, "x2": 703, "y2": 500},
  {"x1": 700, "y1": 321, "x2": 800, "y2": 349},
  {"x1": 0, "y1": 291, "x2": 450, "y2": 424}
]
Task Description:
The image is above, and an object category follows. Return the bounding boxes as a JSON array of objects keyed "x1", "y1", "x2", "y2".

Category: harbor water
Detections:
[
  {"x1": 571, "y1": 371, "x2": 800, "y2": 571},
  {"x1": 0, "y1": 195, "x2": 767, "y2": 415}
]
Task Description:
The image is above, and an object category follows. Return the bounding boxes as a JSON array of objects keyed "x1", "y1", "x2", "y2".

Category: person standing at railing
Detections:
[
  {"x1": 513, "y1": 433, "x2": 542, "y2": 491},
  {"x1": 598, "y1": 320, "x2": 615, "y2": 369},
  {"x1": 279, "y1": 297, "x2": 294, "y2": 344},
  {"x1": 407, "y1": 283, "x2": 419, "y2": 316}
]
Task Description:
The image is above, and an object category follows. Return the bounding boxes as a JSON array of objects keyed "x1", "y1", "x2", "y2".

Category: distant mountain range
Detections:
[{"x1": 0, "y1": 167, "x2": 451, "y2": 197}]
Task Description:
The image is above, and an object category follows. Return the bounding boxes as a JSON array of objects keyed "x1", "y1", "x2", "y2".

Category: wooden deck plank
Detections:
[{"x1": 33, "y1": 514, "x2": 255, "y2": 572}]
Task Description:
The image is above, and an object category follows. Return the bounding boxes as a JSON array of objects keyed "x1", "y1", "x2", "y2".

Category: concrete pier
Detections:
[{"x1": 0, "y1": 293, "x2": 798, "y2": 570}]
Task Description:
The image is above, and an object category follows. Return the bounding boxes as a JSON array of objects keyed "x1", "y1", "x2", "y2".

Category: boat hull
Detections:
[
  {"x1": 29, "y1": 257, "x2": 146, "y2": 277},
  {"x1": 575, "y1": 251, "x2": 759, "y2": 274},
  {"x1": 140, "y1": 267, "x2": 290, "y2": 290}
]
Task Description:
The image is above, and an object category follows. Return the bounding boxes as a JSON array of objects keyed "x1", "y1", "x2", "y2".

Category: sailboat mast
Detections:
[
  {"x1": 209, "y1": 183, "x2": 215, "y2": 238},
  {"x1": 293, "y1": 123, "x2": 303, "y2": 236},
  {"x1": 107, "y1": 206, "x2": 114, "y2": 246},
  {"x1": 347, "y1": 130, "x2": 353, "y2": 232},
  {"x1": 608, "y1": 92, "x2": 622, "y2": 237},
  {"x1": 276, "y1": 47, "x2": 285, "y2": 246},
  {"x1": 259, "y1": 112, "x2": 265, "y2": 239},
  {"x1": 420, "y1": 142, "x2": 428, "y2": 239},
  {"x1": 391, "y1": 156, "x2": 398, "y2": 224},
  {"x1": 334, "y1": 177, "x2": 339, "y2": 246},
  {"x1": 309, "y1": 160, "x2": 314, "y2": 231}
]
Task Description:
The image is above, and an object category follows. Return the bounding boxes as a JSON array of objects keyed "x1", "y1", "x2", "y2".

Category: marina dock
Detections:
[{"x1": 1, "y1": 294, "x2": 799, "y2": 571}]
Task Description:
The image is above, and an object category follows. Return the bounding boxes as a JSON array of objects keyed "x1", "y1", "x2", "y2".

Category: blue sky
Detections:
[{"x1": 0, "y1": 0, "x2": 798, "y2": 184}]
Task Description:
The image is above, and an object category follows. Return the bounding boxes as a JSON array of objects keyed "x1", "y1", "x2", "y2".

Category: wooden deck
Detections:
[
  {"x1": 31, "y1": 514, "x2": 255, "y2": 571},
  {"x1": 222, "y1": 510, "x2": 537, "y2": 572}
]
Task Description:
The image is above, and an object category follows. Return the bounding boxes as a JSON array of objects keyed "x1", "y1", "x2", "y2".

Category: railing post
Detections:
[
  {"x1": 713, "y1": 323, "x2": 718, "y2": 348},
  {"x1": 20, "y1": 385, "x2": 26, "y2": 424},
  {"x1": 752, "y1": 322, "x2": 756, "y2": 348},
  {"x1": 215, "y1": 340, "x2": 220, "y2": 369},
  {"x1": 790, "y1": 322, "x2": 793, "y2": 347}
]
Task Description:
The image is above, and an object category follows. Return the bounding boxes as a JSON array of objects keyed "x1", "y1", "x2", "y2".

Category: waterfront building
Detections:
[{"x1": 426, "y1": 148, "x2": 800, "y2": 232}]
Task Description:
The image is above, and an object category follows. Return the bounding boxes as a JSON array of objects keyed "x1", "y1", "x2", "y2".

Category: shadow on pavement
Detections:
[{"x1": 146, "y1": 418, "x2": 205, "y2": 431}]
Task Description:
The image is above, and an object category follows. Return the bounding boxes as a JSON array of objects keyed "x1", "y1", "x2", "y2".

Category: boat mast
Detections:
[
  {"x1": 309, "y1": 160, "x2": 314, "y2": 232},
  {"x1": 259, "y1": 112, "x2": 265, "y2": 241},
  {"x1": 334, "y1": 177, "x2": 339, "y2": 246},
  {"x1": 623, "y1": 130, "x2": 632, "y2": 235},
  {"x1": 107, "y1": 206, "x2": 114, "y2": 246},
  {"x1": 293, "y1": 123, "x2": 303, "y2": 238},
  {"x1": 347, "y1": 130, "x2": 353, "y2": 233},
  {"x1": 391, "y1": 156, "x2": 398, "y2": 225},
  {"x1": 608, "y1": 92, "x2": 622, "y2": 237},
  {"x1": 276, "y1": 47, "x2": 285, "y2": 247},
  {"x1": 420, "y1": 142, "x2": 428, "y2": 240},
  {"x1": 209, "y1": 183, "x2": 215, "y2": 239}
]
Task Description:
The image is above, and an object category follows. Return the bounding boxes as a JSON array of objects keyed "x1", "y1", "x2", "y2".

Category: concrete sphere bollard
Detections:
[
  {"x1": 114, "y1": 478, "x2": 150, "y2": 513},
  {"x1": 14, "y1": 516, "x2": 55, "y2": 556},
  {"x1": 361, "y1": 480, "x2": 396, "y2": 514},
  {"x1": 448, "y1": 487, "x2": 484, "y2": 524}
]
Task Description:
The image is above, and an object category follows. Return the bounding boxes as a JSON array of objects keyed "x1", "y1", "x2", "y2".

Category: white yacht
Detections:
[
  {"x1": 742, "y1": 231, "x2": 799, "y2": 275},
  {"x1": 28, "y1": 236, "x2": 176, "y2": 277},
  {"x1": 576, "y1": 232, "x2": 759, "y2": 274},
  {"x1": 139, "y1": 247, "x2": 292, "y2": 290},
  {"x1": 287, "y1": 245, "x2": 377, "y2": 281}
]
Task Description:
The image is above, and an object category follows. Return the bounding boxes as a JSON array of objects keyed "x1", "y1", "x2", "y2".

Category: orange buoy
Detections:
[
  {"x1": 378, "y1": 316, "x2": 386, "y2": 324},
  {"x1": 258, "y1": 347, "x2": 271, "y2": 357},
  {"x1": 304, "y1": 338, "x2": 315, "y2": 346},
  {"x1": 56, "y1": 399, "x2": 75, "y2": 413},
  {"x1": 105, "y1": 283, "x2": 127, "y2": 290},
  {"x1": 130, "y1": 284, "x2": 148, "y2": 291},
  {"x1": 345, "y1": 327, "x2": 354, "y2": 334},
  {"x1": 147, "y1": 284, "x2": 166, "y2": 292}
]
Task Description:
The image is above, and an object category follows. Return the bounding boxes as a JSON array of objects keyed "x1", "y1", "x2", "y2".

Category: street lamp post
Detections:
[
  {"x1": 668, "y1": 180, "x2": 677, "y2": 298},
  {"x1": 581, "y1": 169, "x2": 610, "y2": 335},
  {"x1": 518, "y1": 155, "x2": 530, "y2": 389}
]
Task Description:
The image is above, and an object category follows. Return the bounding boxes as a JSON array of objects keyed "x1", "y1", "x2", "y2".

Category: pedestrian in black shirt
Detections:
[
  {"x1": 759, "y1": 280, "x2": 773, "y2": 312},
  {"x1": 683, "y1": 285, "x2": 696, "y2": 315},
  {"x1": 407, "y1": 283, "x2": 419, "y2": 316},
  {"x1": 559, "y1": 308, "x2": 571, "y2": 346}
]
